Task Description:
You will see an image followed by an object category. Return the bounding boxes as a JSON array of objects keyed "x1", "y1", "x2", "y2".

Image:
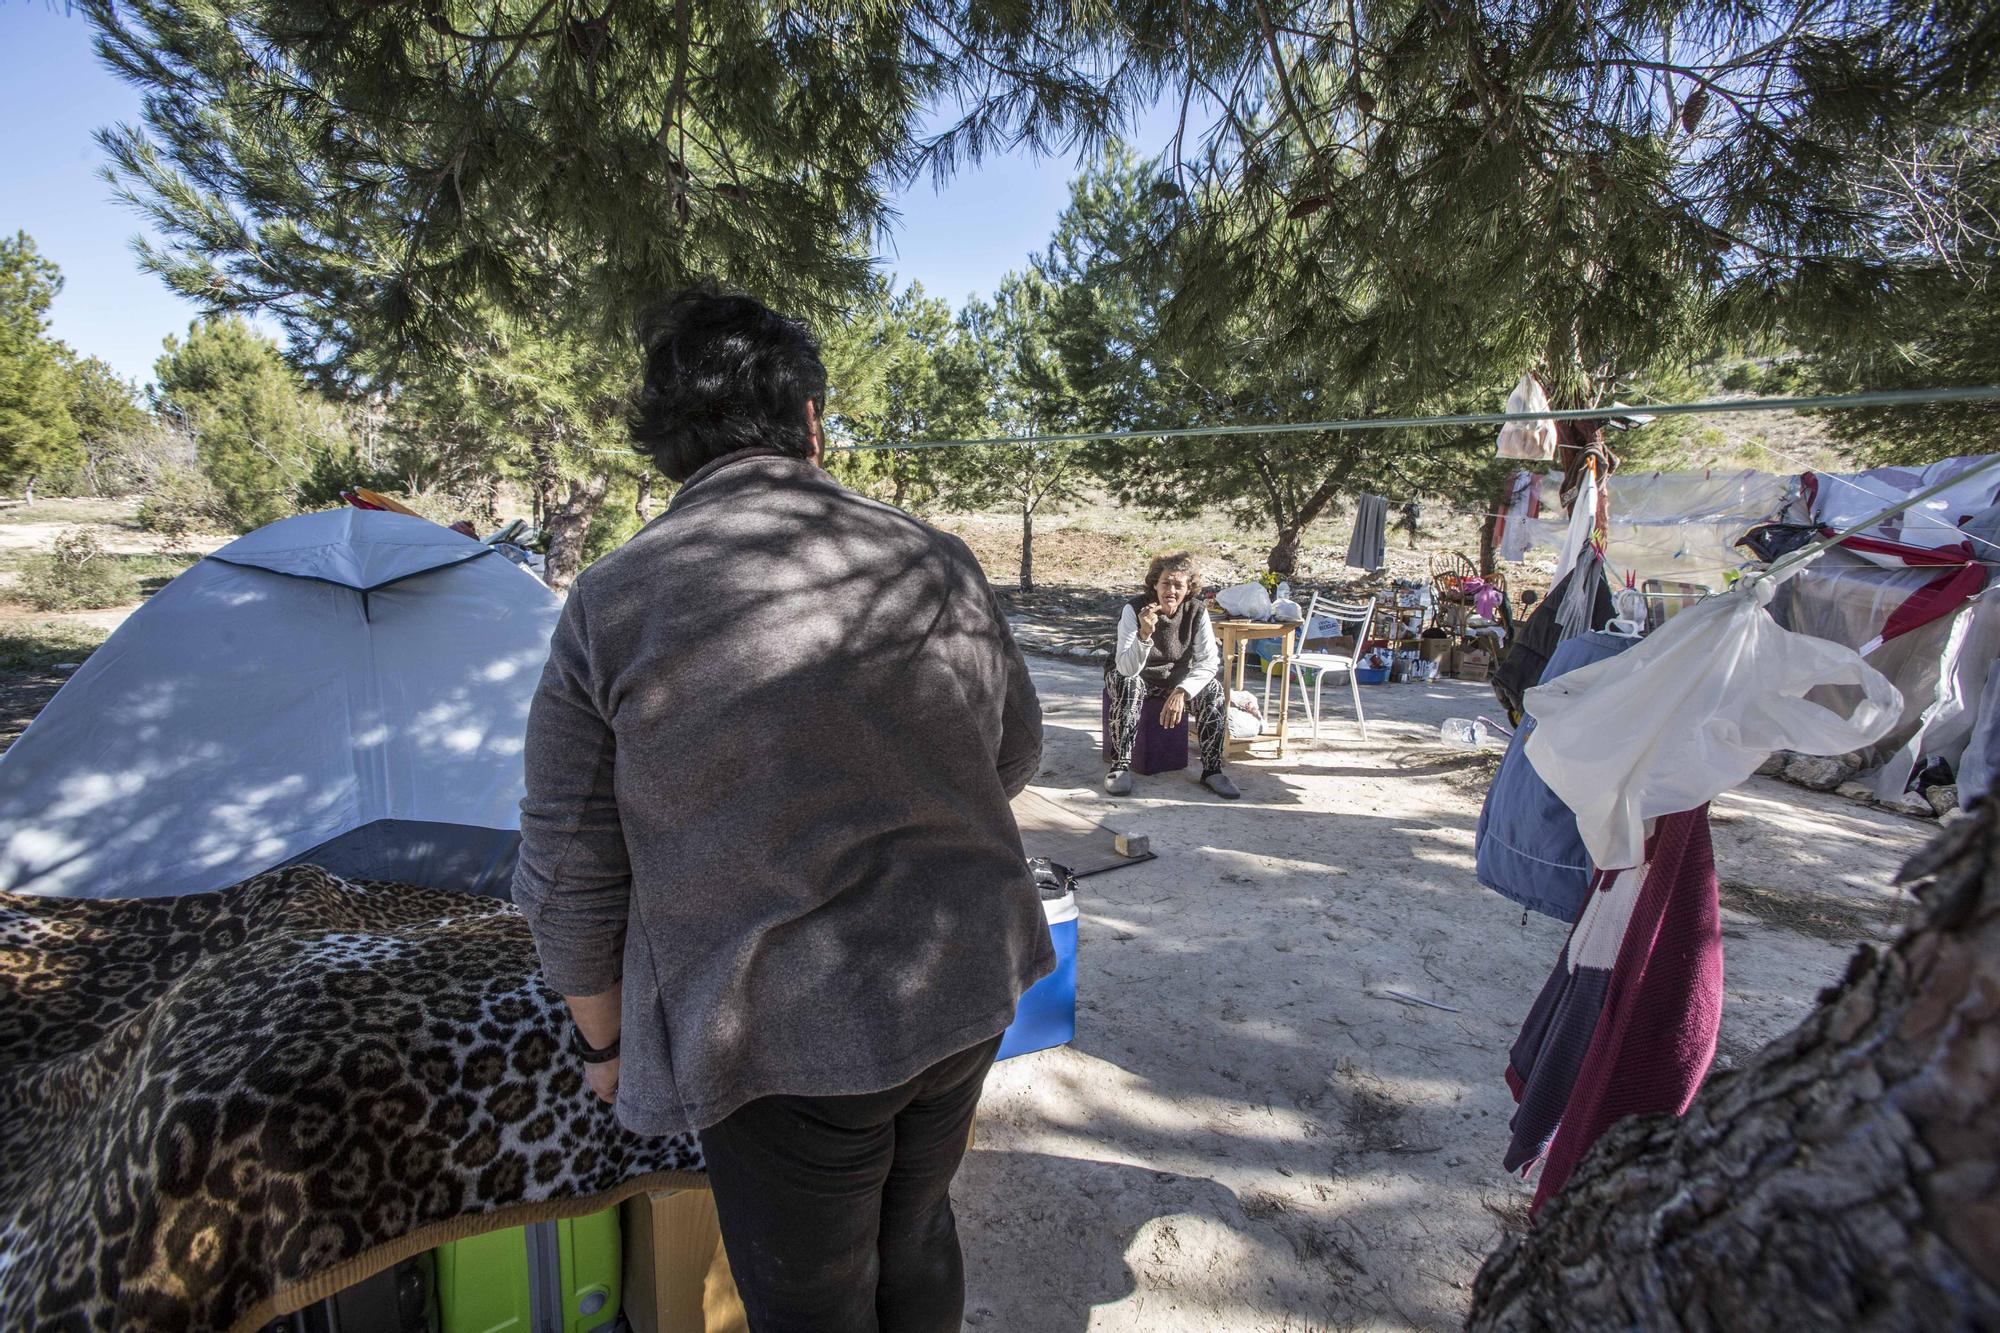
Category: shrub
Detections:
[
  {"x1": 1720, "y1": 362, "x2": 1758, "y2": 392},
  {"x1": 136, "y1": 466, "x2": 224, "y2": 548},
  {"x1": 19, "y1": 529, "x2": 136, "y2": 612}
]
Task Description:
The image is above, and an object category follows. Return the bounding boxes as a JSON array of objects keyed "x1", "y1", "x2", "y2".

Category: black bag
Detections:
[
  {"x1": 1736, "y1": 522, "x2": 1819, "y2": 562},
  {"x1": 260, "y1": 1254, "x2": 437, "y2": 1333},
  {"x1": 1027, "y1": 856, "x2": 1077, "y2": 901},
  {"x1": 1490, "y1": 567, "x2": 1614, "y2": 723}
]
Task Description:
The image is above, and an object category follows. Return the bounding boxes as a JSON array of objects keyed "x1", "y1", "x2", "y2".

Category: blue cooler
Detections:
[{"x1": 998, "y1": 860, "x2": 1079, "y2": 1060}]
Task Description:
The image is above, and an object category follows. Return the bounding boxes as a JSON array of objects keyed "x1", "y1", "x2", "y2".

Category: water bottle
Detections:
[
  {"x1": 1439, "y1": 718, "x2": 1481, "y2": 748},
  {"x1": 1440, "y1": 717, "x2": 1504, "y2": 749}
]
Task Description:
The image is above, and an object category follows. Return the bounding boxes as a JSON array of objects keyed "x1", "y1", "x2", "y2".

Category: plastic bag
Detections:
[
  {"x1": 1496, "y1": 374, "x2": 1557, "y2": 461},
  {"x1": 1271, "y1": 597, "x2": 1302, "y2": 621},
  {"x1": 1216, "y1": 583, "x2": 1273, "y2": 619},
  {"x1": 1523, "y1": 576, "x2": 1902, "y2": 870}
]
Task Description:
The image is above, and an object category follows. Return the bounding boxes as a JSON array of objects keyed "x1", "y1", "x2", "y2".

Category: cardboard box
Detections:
[
  {"x1": 621, "y1": 1187, "x2": 748, "y2": 1333},
  {"x1": 1457, "y1": 649, "x2": 1493, "y2": 683}
]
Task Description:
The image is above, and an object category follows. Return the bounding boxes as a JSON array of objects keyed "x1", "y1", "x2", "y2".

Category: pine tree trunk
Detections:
[
  {"x1": 541, "y1": 472, "x2": 610, "y2": 592},
  {"x1": 1269, "y1": 526, "x2": 1301, "y2": 577},
  {"x1": 1468, "y1": 801, "x2": 2000, "y2": 1330},
  {"x1": 635, "y1": 473, "x2": 654, "y2": 525},
  {"x1": 531, "y1": 442, "x2": 559, "y2": 528},
  {"x1": 22, "y1": 476, "x2": 35, "y2": 506},
  {"x1": 1479, "y1": 477, "x2": 1503, "y2": 576},
  {"x1": 1020, "y1": 505, "x2": 1034, "y2": 592}
]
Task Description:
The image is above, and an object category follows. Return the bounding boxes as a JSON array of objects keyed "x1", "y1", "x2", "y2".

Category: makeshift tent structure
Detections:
[
  {"x1": 0, "y1": 509, "x2": 561, "y2": 900},
  {"x1": 1497, "y1": 454, "x2": 2000, "y2": 799}
]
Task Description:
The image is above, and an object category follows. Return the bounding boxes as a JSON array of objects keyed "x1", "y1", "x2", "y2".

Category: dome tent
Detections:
[{"x1": 0, "y1": 509, "x2": 560, "y2": 900}]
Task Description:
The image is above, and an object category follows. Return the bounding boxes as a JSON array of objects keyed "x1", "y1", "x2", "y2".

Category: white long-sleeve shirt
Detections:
[{"x1": 1113, "y1": 602, "x2": 1221, "y2": 698}]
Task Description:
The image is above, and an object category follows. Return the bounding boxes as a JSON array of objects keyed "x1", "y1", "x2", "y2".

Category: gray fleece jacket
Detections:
[{"x1": 512, "y1": 448, "x2": 1054, "y2": 1135}]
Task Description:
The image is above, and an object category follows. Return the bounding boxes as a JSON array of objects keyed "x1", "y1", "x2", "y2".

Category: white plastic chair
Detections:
[{"x1": 1286, "y1": 592, "x2": 1376, "y2": 742}]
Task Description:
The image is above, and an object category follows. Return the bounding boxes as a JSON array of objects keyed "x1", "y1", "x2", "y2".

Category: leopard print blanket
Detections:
[{"x1": 0, "y1": 864, "x2": 704, "y2": 1332}]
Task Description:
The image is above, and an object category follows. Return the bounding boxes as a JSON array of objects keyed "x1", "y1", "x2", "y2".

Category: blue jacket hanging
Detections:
[{"x1": 1475, "y1": 630, "x2": 1637, "y2": 921}]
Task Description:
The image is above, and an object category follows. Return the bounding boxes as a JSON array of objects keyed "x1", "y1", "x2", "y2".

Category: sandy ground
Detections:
[{"x1": 959, "y1": 657, "x2": 1931, "y2": 1331}]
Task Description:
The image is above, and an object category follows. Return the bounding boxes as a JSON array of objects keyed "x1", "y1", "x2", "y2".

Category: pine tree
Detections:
[
  {"x1": 0, "y1": 233, "x2": 82, "y2": 500},
  {"x1": 153, "y1": 317, "x2": 350, "y2": 530},
  {"x1": 1039, "y1": 147, "x2": 1504, "y2": 575},
  {"x1": 946, "y1": 272, "x2": 1089, "y2": 591},
  {"x1": 83, "y1": 0, "x2": 1141, "y2": 358},
  {"x1": 63, "y1": 354, "x2": 150, "y2": 496}
]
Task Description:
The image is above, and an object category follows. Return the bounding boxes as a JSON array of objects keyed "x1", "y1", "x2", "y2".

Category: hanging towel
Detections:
[
  {"x1": 1494, "y1": 470, "x2": 1543, "y2": 562},
  {"x1": 1503, "y1": 805, "x2": 1723, "y2": 1215},
  {"x1": 1346, "y1": 495, "x2": 1389, "y2": 571},
  {"x1": 1476, "y1": 631, "x2": 1636, "y2": 921}
]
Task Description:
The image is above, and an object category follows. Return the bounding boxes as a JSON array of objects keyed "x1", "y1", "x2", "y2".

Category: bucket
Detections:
[{"x1": 998, "y1": 860, "x2": 1079, "y2": 1060}]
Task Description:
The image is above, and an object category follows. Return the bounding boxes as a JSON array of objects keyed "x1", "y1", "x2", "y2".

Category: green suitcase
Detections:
[{"x1": 435, "y1": 1209, "x2": 622, "y2": 1333}]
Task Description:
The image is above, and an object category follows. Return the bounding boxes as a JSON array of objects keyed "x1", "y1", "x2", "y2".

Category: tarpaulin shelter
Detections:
[
  {"x1": 0, "y1": 509, "x2": 561, "y2": 899},
  {"x1": 1497, "y1": 454, "x2": 2000, "y2": 798}
]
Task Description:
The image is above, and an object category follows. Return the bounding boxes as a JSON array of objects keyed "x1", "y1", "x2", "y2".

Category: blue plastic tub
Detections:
[
  {"x1": 997, "y1": 890, "x2": 1078, "y2": 1059},
  {"x1": 1355, "y1": 664, "x2": 1390, "y2": 685}
]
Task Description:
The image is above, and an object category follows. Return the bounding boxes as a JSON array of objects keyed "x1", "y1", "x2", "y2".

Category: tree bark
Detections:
[
  {"x1": 22, "y1": 476, "x2": 35, "y2": 506},
  {"x1": 1020, "y1": 504, "x2": 1034, "y2": 592},
  {"x1": 1468, "y1": 800, "x2": 2000, "y2": 1331},
  {"x1": 540, "y1": 471, "x2": 610, "y2": 592},
  {"x1": 1479, "y1": 475, "x2": 1505, "y2": 576},
  {"x1": 1269, "y1": 525, "x2": 1301, "y2": 576},
  {"x1": 635, "y1": 473, "x2": 654, "y2": 525}
]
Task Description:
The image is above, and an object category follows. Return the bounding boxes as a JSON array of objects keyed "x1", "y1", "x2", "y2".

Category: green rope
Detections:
[{"x1": 828, "y1": 385, "x2": 2000, "y2": 454}]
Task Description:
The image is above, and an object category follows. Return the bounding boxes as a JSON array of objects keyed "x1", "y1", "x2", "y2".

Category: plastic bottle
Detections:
[{"x1": 1439, "y1": 717, "x2": 1505, "y2": 749}]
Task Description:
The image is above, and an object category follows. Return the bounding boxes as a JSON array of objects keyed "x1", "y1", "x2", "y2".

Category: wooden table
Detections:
[{"x1": 1212, "y1": 618, "x2": 1301, "y2": 760}]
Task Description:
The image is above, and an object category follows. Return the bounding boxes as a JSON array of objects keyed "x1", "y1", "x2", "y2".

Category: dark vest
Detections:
[{"x1": 1127, "y1": 592, "x2": 1207, "y2": 692}]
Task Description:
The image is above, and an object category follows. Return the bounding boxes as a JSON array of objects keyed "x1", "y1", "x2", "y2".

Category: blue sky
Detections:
[{"x1": 2, "y1": 3, "x2": 1184, "y2": 388}]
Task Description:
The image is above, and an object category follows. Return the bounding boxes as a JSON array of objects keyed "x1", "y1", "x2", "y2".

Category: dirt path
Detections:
[{"x1": 960, "y1": 659, "x2": 1929, "y2": 1330}]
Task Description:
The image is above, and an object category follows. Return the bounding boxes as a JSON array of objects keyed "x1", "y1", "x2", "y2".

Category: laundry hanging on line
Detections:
[
  {"x1": 1493, "y1": 470, "x2": 1543, "y2": 563},
  {"x1": 1502, "y1": 805, "x2": 1723, "y2": 1215},
  {"x1": 1346, "y1": 494, "x2": 1389, "y2": 572},
  {"x1": 1475, "y1": 629, "x2": 1638, "y2": 922},
  {"x1": 1525, "y1": 560, "x2": 1903, "y2": 872}
]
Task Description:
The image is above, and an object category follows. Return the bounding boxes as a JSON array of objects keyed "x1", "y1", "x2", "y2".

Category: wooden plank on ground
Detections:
[{"x1": 1012, "y1": 788, "x2": 1155, "y2": 878}]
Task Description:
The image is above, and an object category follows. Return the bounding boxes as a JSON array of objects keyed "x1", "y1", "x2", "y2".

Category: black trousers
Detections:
[{"x1": 697, "y1": 1035, "x2": 1002, "y2": 1333}]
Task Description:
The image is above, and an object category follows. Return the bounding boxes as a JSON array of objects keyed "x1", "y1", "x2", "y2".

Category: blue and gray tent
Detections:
[{"x1": 0, "y1": 509, "x2": 560, "y2": 900}]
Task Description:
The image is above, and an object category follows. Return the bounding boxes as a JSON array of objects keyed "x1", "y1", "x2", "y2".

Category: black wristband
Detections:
[{"x1": 570, "y1": 1023, "x2": 620, "y2": 1064}]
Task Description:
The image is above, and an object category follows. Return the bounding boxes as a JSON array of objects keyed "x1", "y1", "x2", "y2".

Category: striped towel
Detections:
[{"x1": 1502, "y1": 805, "x2": 1723, "y2": 1214}]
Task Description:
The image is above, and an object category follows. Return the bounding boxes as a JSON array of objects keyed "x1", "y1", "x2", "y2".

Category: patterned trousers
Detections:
[{"x1": 1105, "y1": 668, "x2": 1229, "y2": 775}]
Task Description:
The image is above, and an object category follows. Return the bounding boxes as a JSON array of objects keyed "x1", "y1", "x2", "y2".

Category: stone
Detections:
[
  {"x1": 1756, "y1": 751, "x2": 1790, "y2": 778},
  {"x1": 1784, "y1": 753, "x2": 1860, "y2": 792},
  {"x1": 1926, "y1": 785, "x2": 1960, "y2": 818},
  {"x1": 1836, "y1": 782, "x2": 1877, "y2": 803},
  {"x1": 1113, "y1": 832, "x2": 1151, "y2": 858}
]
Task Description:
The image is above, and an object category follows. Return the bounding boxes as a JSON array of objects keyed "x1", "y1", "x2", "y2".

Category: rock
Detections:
[
  {"x1": 1885, "y1": 790, "x2": 1935, "y2": 817},
  {"x1": 1926, "y1": 785, "x2": 1960, "y2": 818},
  {"x1": 1784, "y1": 752, "x2": 1860, "y2": 791},
  {"x1": 1756, "y1": 751, "x2": 1790, "y2": 778},
  {"x1": 1836, "y1": 782, "x2": 1876, "y2": 803}
]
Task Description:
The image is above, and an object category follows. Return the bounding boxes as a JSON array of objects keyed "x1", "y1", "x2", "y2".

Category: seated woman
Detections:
[{"x1": 1105, "y1": 552, "x2": 1240, "y2": 799}]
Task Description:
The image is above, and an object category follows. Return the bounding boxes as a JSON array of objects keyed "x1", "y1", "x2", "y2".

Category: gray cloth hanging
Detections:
[{"x1": 1346, "y1": 495, "x2": 1389, "y2": 571}]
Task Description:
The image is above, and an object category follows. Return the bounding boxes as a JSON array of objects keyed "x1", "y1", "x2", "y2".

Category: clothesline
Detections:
[{"x1": 828, "y1": 386, "x2": 2000, "y2": 453}]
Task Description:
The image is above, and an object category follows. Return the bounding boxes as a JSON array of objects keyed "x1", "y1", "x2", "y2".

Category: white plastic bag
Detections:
[
  {"x1": 1523, "y1": 576, "x2": 1902, "y2": 870},
  {"x1": 1497, "y1": 373, "x2": 1557, "y2": 460},
  {"x1": 1271, "y1": 597, "x2": 1302, "y2": 621},
  {"x1": 1215, "y1": 583, "x2": 1273, "y2": 620}
]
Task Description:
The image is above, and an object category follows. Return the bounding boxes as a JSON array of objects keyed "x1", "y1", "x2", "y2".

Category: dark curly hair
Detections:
[{"x1": 629, "y1": 287, "x2": 828, "y2": 483}]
